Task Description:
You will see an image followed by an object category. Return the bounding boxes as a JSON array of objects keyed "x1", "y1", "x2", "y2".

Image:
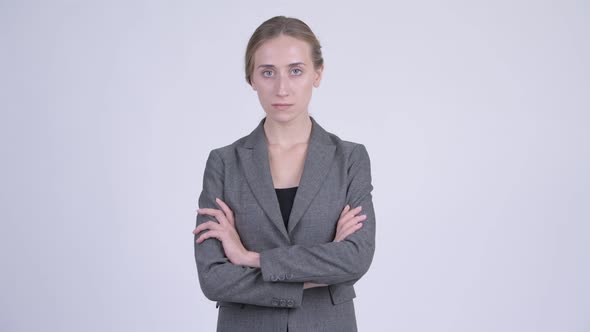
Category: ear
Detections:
[{"x1": 313, "y1": 65, "x2": 324, "y2": 88}]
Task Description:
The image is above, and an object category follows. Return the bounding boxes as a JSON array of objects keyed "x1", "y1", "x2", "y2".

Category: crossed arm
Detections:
[{"x1": 193, "y1": 145, "x2": 375, "y2": 308}]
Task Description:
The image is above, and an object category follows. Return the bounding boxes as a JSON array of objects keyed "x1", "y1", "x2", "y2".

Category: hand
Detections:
[
  {"x1": 193, "y1": 198, "x2": 253, "y2": 266},
  {"x1": 333, "y1": 205, "x2": 366, "y2": 242},
  {"x1": 304, "y1": 282, "x2": 328, "y2": 289}
]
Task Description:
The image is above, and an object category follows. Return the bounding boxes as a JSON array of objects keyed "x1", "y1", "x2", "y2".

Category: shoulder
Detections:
[
  {"x1": 325, "y1": 132, "x2": 373, "y2": 185},
  {"x1": 311, "y1": 123, "x2": 371, "y2": 161},
  {"x1": 324, "y1": 130, "x2": 372, "y2": 173},
  {"x1": 327, "y1": 133, "x2": 371, "y2": 165},
  {"x1": 205, "y1": 133, "x2": 250, "y2": 162}
]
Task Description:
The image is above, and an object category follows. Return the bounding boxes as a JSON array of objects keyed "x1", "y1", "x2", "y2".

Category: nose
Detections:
[{"x1": 276, "y1": 74, "x2": 289, "y2": 97}]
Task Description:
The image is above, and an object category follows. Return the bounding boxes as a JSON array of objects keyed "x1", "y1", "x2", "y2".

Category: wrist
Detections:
[{"x1": 243, "y1": 251, "x2": 260, "y2": 268}]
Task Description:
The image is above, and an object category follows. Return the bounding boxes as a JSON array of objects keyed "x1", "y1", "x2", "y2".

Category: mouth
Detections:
[{"x1": 271, "y1": 103, "x2": 293, "y2": 110}]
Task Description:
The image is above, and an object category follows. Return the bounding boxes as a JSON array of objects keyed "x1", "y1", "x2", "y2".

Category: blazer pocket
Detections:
[{"x1": 328, "y1": 284, "x2": 357, "y2": 305}]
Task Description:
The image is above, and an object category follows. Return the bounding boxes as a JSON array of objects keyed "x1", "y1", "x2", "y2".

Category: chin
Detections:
[{"x1": 264, "y1": 108, "x2": 308, "y2": 121}]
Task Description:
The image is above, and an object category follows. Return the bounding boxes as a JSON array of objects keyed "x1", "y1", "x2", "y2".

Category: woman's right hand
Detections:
[
  {"x1": 304, "y1": 282, "x2": 328, "y2": 289},
  {"x1": 333, "y1": 205, "x2": 366, "y2": 242}
]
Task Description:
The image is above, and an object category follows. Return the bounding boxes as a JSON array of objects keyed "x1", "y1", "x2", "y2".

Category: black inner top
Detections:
[{"x1": 274, "y1": 186, "x2": 298, "y2": 229}]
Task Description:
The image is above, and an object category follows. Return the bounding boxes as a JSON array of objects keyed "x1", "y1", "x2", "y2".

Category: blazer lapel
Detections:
[
  {"x1": 288, "y1": 120, "x2": 336, "y2": 233},
  {"x1": 237, "y1": 116, "x2": 336, "y2": 241}
]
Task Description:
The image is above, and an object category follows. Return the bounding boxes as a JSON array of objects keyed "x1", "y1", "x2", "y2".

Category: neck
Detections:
[{"x1": 263, "y1": 112, "x2": 312, "y2": 147}]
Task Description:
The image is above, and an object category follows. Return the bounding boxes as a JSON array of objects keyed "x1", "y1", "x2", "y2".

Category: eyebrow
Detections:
[{"x1": 257, "y1": 62, "x2": 306, "y2": 69}]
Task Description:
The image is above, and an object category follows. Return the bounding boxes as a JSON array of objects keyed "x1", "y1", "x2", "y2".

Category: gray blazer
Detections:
[{"x1": 194, "y1": 115, "x2": 376, "y2": 332}]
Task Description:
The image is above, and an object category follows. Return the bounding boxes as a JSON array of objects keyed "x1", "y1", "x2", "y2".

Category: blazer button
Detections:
[
  {"x1": 287, "y1": 273, "x2": 293, "y2": 280},
  {"x1": 271, "y1": 274, "x2": 278, "y2": 281},
  {"x1": 278, "y1": 274, "x2": 285, "y2": 281},
  {"x1": 271, "y1": 298, "x2": 279, "y2": 306},
  {"x1": 279, "y1": 299, "x2": 287, "y2": 307},
  {"x1": 287, "y1": 299, "x2": 294, "y2": 307}
]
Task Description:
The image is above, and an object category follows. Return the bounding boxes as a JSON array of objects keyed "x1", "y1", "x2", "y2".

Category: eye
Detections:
[
  {"x1": 291, "y1": 68, "x2": 303, "y2": 75},
  {"x1": 262, "y1": 70, "x2": 273, "y2": 77}
]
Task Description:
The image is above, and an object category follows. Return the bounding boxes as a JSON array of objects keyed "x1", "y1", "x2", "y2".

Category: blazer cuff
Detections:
[
  {"x1": 260, "y1": 251, "x2": 305, "y2": 307},
  {"x1": 260, "y1": 248, "x2": 291, "y2": 282},
  {"x1": 268, "y1": 281, "x2": 304, "y2": 308}
]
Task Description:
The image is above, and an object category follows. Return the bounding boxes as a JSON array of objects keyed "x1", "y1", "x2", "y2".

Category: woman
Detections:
[{"x1": 192, "y1": 16, "x2": 376, "y2": 332}]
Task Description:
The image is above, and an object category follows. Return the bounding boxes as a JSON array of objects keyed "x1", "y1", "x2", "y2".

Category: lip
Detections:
[{"x1": 272, "y1": 103, "x2": 293, "y2": 110}]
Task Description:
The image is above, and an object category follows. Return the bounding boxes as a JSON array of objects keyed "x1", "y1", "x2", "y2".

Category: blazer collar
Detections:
[
  {"x1": 237, "y1": 116, "x2": 336, "y2": 241},
  {"x1": 242, "y1": 115, "x2": 334, "y2": 149}
]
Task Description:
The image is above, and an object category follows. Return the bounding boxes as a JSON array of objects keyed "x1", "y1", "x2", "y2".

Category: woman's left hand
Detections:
[{"x1": 193, "y1": 198, "x2": 254, "y2": 266}]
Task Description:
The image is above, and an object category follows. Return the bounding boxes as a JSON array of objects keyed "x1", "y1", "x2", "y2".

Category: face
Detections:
[{"x1": 250, "y1": 34, "x2": 323, "y2": 123}]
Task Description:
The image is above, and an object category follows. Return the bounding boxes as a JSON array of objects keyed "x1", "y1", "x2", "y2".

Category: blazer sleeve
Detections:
[
  {"x1": 194, "y1": 149, "x2": 305, "y2": 308},
  {"x1": 259, "y1": 144, "x2": 376, "y2": 285}
]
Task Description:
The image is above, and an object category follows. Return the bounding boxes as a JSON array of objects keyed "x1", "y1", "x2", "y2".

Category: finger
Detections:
[
  {"x1": 342, "y1": 206, "x2": 363, "y2": 222},
  {"x1": 341, "y1": 215, "x2": 365, "y2": 233},
  {"x1": 197, "y1": 208, "x2": 222, "y2": 216},
  {"x1": 193, "y1": 223, "x2": 207, "y2": 235},
  {"x1": 193, "y1": 221, "x2": 214, "y2": 235},
  {"x1": 193, "y1": 220, "x2": 221, "y2": 235},
  {"x1": 196, "y1": 230, "x2": 221, "y2": 244},
  {"x1": 198, "y1": 208, "x2": 230, "y2": 225},
  {"x1": 336, "y1": 205, "x2": 355, "y2": 233},
  {"x1": 340, "y1": 204, "x2": 350, "y2": 217},
  {"x1": 337, "y1": 214, "x2": 366, "y2": 238},
  {"x1": 215, "y1": 198, "x2": 235, "y2": 226},
  {"x1": 339, "y1": 206, "x2": 362, "y2": 223},
  {"x1": 337, "y1": 206, "x2": 362, "y2": 227},
  {"x1": 343, "y1": 214, "x2": 367, "y2": 228},
  {"x1": 337, "y1": 222, "x2": 363, "y2": 241},
  {"x1": 347, "y1": 205, "x2": 362, "y2": 217}
]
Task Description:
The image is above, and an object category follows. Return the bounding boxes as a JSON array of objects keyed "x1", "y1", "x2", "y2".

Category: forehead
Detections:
[{"x1": 254, "y1": 35, "x2": 312, "y2": 67}]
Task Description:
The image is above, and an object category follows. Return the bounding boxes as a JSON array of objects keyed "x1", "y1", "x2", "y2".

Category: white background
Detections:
[{"x1": 1, "y1": 1, "x2": 588, "y2": 331}]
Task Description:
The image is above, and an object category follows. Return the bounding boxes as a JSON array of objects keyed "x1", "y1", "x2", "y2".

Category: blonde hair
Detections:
[{"x1": 244, "y1": 16, "x2": 324, "y2": 85}]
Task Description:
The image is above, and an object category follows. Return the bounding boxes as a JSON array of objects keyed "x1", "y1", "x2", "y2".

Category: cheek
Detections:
[
  {"x1": 290, "y1": 76, "x2": 309, "y2": 88},
  {"x1": 297, "y1": 80, "x2": 315, "y2": 97},
  {"x1": 255, "y1": 87, "x2": 272, "y2": 101}
]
